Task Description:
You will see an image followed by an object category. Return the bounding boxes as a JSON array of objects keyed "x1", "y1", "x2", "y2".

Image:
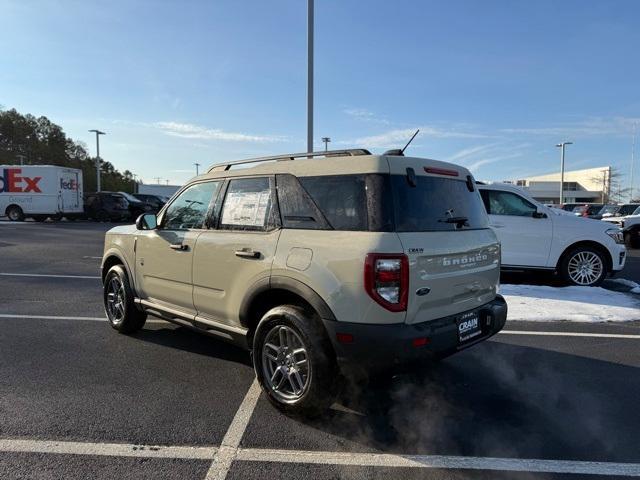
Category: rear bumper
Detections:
[{"x1": 322, "y1": 295, "x2": 507, "y2": 375}]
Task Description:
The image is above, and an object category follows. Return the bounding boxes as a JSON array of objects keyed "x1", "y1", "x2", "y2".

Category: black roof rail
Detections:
[{"x1": 207, "y1": 149, "x2": 372, "y2": 173}]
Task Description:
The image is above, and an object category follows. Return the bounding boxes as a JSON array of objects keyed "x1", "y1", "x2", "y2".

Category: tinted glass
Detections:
[
  {"x1": 482, "y1": 190, "x2": 537, "y2": 217},
  {"x1": 219, "y1": 177, "x2": 274, "y2": 231},
  {"x1": 298, "y1": 175, "x2": 367, "y2": 231},
  {"x1": 618, "y1": 204, "x2": 639, "y2": 216},
  {"x1": 163, "y1": 181, "x2": 220, "y2": 229},
  {"x1": 393, "y1": 176, "x2": 488, "y2": 231},
  {"x1": 276, "y1": 174, "x2": 330, "y2": 230}
]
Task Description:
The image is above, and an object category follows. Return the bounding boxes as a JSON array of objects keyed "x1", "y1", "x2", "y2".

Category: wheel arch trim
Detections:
[{"x1": 238, "y1": 275, "x2": 337, "y2": 329}]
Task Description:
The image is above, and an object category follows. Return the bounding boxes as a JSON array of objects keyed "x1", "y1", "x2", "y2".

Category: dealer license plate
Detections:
[{"x1": 457, "y1": 311, "x2": 481, "y2": 343}]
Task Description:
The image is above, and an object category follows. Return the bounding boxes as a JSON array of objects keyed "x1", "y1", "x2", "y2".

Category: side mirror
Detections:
[
  {"x1": 532, "y1": 211, "x2": 547, "y2": 219},
  {"x1": 136, "y1": 213, "x2": 157, "y2": 230}
]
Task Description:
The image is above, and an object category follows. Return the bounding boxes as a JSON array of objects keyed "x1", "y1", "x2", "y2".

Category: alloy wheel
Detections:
[
  {"x1": 567, "y1": 251, "x2": 603, "y2": 286},
  {"x1": 106, "y1": 276, "x2": 126, "y2": 324},
  {"x1": 261, "y1": 325, "x2": 311, "y2": 402}
]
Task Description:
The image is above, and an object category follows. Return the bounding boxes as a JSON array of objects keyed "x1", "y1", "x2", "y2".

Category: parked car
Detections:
[
  {"x1": 101, "y1": 149, "x2": 508, "y2": 416},
  {"x1": 84, "y1": 192, "x2": 131, "y2": 222},
  {"x1": 478, "y1": 183, "x2": 626, "y2": 286},
  {"x1": 571, "y1": 203, "x2": 604, "y2": 218},
  {"x1": 597, "y1": 204, "x2": 621, "y2": 218},
  {"x1": 561, "y1": 203, "x2": 581, "y2": 212},
  {"x1": 602, "y1": 203, "x2": 640, "y2": 227},
  {"x1": 620, "y1": 206, "x2": 640, "y2": 248},
  {"x1": 132, "y1": 193, "x2": 167, "y2": 213},
  {"x1": 117, "y1": 191, "x2": 152, "y2": 219}
]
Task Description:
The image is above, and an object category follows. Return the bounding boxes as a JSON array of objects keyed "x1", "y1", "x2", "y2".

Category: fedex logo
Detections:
[
  {"x1": 0, "y1": 168, "x2": 42, "y2": 193},
  {"x1": 60, "y1": 178, "x2": 79, "y2": 191}
]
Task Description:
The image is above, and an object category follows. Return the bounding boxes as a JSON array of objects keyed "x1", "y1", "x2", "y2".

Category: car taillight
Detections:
[{"x1": 364, "y1": 253, "x2": 409, "y2": 312}]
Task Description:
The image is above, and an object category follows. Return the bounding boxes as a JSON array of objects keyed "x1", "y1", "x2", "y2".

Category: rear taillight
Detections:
[{"x1": 364, "y1": 253, "x2": 409, "y2": 312}]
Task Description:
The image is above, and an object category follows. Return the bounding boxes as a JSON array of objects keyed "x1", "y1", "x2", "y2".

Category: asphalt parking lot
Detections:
[{"x1": 1, "y1": 221, "x2": 640, "y2": 479}]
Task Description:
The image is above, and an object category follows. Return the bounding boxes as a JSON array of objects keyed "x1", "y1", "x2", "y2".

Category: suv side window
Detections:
[
  {"x1": 481, "y1": 190, "x2": 537, "y2": 217},
  {"x1": 162, "y1": 181, "x2": 221, "y2": 230},
  {"x1": 276, "y1": 174, "x2": 331, "y2": 230},
  {"x1": 298, "y1": 175, "x2": 367, "y2": 231},
  {"x1": 219, "y1": 177, "x2": 276, "y2": 231}
]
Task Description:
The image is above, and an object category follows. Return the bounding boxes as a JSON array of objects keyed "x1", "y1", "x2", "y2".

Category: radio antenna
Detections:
[{"x1": 401, "y1": 129, "x2": 420, "y2": 154}]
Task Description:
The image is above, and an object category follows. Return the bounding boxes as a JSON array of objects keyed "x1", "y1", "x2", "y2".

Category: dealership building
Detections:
[{"x1": 503, "y1": 166, "x2": 611, "y2": 204}]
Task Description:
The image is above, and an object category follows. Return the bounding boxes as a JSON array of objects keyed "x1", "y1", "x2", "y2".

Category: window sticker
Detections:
[{"x1": 221, "y1": 188, "x2": 271, "y2": 227}]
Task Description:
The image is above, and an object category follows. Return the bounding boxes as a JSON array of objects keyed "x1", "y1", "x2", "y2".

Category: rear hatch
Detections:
[{"x1": 387, "y1": 157, "x2": 500, "y2": 324}]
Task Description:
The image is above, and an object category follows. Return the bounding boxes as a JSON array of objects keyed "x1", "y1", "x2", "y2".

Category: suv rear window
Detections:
[
  {"x1": 276, "y1": 173, "x2": 486, "y2": 232},
  {"x1": 392, "y1": 176, "x2": 488, "y2": 231}
]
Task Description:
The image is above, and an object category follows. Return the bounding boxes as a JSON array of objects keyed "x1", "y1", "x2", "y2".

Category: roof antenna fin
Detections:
[{"x1": 383, "y1": 129, "x2": 420, "y2": 157}]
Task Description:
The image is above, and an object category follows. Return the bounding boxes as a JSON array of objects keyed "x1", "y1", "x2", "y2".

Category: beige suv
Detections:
[{"x1": 101, "y1": 149, "x2": 507, "y2": 415}]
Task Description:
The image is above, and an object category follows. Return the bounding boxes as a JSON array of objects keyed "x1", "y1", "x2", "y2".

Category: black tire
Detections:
[
  {"x1": 559, "y1": 246, "x2": 608, "y2": 286},
  {"x1": 6, "y1": 205, "x2": 25, "y2": 222},
  {"x1": 103, "y1": 265, "x2": 146, "y2": 334},
  {"x1": 625, "y1": 230, "x2": 640, "y2": 249},
  {"x1": 253, "y1": 305, "x2": 337, "y2": 417},
  {"x1": 96, "y1": 209, "x2": 110, "y2": 223},
  {"x1": 32, "y1": 215, "x2": 48, "y2": 222}
]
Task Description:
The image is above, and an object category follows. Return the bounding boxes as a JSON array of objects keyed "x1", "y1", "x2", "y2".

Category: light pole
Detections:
[
  {"x1": 631, "y1": 122, "x2": 637, "y2": 201},
  {"x1": 555, "y1": 142, "x2": 573, "y2": 205},
  {"x1": 89, "y1": 129, "x2": 106, "y2": 192},
  {"x1": 132, "y1": 174, "x2": 139, "y2": 193},
  {"x1": 307, "y1": 0, "x2": 314, "y2": 153},
  {"x1": 322, "y1": 137, "x2": 330, "y2": 152},
  {"x1": 194, "y1": 162, "x2": 201, "y2": 175}
]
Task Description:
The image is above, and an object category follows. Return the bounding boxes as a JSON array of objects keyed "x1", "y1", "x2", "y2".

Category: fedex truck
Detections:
[{"x1": 0, "y1": 165, "x2": 83, "y2": 221}]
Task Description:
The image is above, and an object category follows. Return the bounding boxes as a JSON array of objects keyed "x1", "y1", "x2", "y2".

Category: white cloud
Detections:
[
  {"x1": 446, "y1": 142, "x2": 503, "y2": 162},
  {"x1": 346, "y1": 126, "x2": 486, "y2": 148},
  {"x1": 467, "y1": 153, "x2": 523, "y2": 173},
  {"x1": 343, "y1": 108, "x2": 390, "y2": 125},
  {"x1": 154, "y1": 121, "x2": 287, "y2": 143},
  {"x1": 501, "y1": 116, "x2": 640, "y2": 137}
]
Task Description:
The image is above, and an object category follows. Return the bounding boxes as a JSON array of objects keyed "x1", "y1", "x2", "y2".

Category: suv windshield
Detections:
[{"x1": 618, "y1": 204, "x2": 640, "y2": 216}]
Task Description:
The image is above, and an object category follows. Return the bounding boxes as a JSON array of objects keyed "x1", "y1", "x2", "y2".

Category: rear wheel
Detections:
[
  {"x1": 6, "y1": 205, "x2": 25, "y2": 222},
  {"x1": 253, "y1": 305, "x2": 337, "y2": 417},
  {"x1": 560, "y1": 247, "x2": 607, "y2": 286},
  {"x1": 96, "y1": 209, "x2": 110, "y2": 222},
  {"x1": 103, "y1": 265, "x2": 146, "y2": 333}
]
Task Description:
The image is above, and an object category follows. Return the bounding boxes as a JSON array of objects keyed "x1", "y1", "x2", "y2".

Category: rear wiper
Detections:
[{"x1": 438, "y1": 216, "x2": 469, "y2": 227}]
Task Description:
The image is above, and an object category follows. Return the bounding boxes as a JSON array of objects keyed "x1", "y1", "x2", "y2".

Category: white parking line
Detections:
[
  {"x1": 205, "y1": 379, "x2": 262, "y2": 480},
  {"x1": 0, "y1": 438, "x2": 214, "y2": 460},
  {"x1": 1, "y1": 438, "x2": 639, "y2": 477},
  {"x1": 236, "y1": 448, "x2": 640, "y2": 477},
  {"x1": 501, "y1": 330, "x2": 640, "y2": 339},
  {"x1": 0, "y1": 272, "x2": 100, "y2": 279}
]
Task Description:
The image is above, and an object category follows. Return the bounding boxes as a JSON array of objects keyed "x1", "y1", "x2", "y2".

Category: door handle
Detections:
[
  {"x1": 169, "y1": 244, "x2": 188, "y2": 251},
  {"x1": 235, "y1": 249, "x2": 260, "y2": 259}
]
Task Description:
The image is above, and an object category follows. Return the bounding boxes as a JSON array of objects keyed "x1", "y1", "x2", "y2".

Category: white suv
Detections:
[{"x1": 478, "y1": 183, "x2": 626, "y2": 286}]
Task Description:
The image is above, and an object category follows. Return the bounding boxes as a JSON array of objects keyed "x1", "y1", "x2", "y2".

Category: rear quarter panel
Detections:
[{"x1": 272, "y1": 230, "x2": 406, "y2": 325}]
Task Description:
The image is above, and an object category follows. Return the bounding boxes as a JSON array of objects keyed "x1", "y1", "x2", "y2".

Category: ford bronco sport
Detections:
[{"x1": 101, "y1": 149, "x2": 507, "y2": 415}]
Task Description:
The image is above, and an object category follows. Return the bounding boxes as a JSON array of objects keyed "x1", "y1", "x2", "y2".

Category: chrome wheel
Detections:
[
  {"x1": 261, "y1": 325, "x2": 310, "y2": 402},
  {"x1": 567, "y1": 251, "x2": 603, "y2": 286},
  {"x1": 106, "y1": 276, "x2": 126, "y2": 324}
]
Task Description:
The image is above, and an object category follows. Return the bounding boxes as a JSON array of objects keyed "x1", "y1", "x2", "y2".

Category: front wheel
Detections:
[
  {"x1": 103, "y1": 265, "x2": 146, "y2": 333},
  {"x1": 560, "y1": 247, "x2": 608, "y2": 286},
  {"x1": 253, "y1": 305, "x2": 337, "y2": 417}
]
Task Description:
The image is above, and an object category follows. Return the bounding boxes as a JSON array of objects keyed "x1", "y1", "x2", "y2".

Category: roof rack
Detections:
[{"x1": 207, "y1": 149, "x2": 371, "y2": 173}]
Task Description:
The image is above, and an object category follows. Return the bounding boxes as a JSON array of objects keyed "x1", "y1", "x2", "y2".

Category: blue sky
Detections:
[{"x1": 1, "y1": 0, "x2": 639, "y2": 188}]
